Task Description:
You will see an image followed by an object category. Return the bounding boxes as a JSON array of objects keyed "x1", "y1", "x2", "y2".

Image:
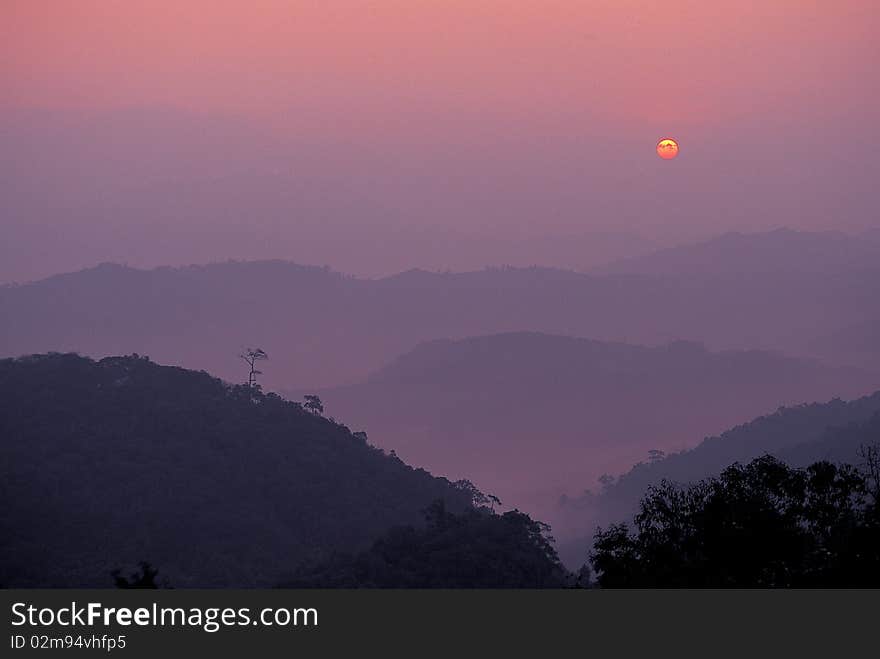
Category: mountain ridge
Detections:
[
  {"x1": 0, "y1": 352, "x2": 477, "y2": 587},
  {"x1": 593, "y1": 227, "x2": 880, "y2": 276},
  {"x1": 4, "y1": 244, "x2": 878, "y2": 390}
]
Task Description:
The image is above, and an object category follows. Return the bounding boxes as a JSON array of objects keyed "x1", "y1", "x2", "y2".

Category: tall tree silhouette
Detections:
[{"x1": 240, "y1": 348, "x2": 268, "y2": 388}]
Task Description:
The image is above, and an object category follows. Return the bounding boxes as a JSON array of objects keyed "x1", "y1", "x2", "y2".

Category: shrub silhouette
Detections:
[{"x1": 112, "y1": 562, "x2": 166, "y2": 589}]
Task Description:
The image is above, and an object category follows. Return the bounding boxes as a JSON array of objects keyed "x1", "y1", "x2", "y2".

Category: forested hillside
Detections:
[
  {"x1": 284, "y1": 502, "x2": 573, "y2": 588},
  {"x1": 600, "y1": 392, "x2": 880, "y2": 506},
  {"x1": 0, "y1": 353, "x2": 476, "y2": 587}
]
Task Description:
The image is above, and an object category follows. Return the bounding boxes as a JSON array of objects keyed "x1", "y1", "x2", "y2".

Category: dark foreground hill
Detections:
[
  {"x1": 0, "y1": 353, "x2": 476, "y2": 587},
  {"x1": 319, "y1": 332, "x2": 878, "y2": 511}
]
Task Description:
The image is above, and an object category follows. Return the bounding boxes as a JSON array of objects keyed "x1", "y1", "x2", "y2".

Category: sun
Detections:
[{"x1": 656, "y1": 138, "x2": 679, "y2": 160}]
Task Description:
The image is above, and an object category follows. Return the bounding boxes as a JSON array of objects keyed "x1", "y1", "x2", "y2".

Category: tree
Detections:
[
  {"x1": 239, "y1": 348, "x2": 268, "y2": 388},
  {"x1": 590, "y1": 453, "x2": 880, "y2": 587},
  {"x1": 303, "y1": 394, "x2": 324, "y2": 415},
  {"x1": 453, "y1": 479, "x2": 502, "y2": 511}
]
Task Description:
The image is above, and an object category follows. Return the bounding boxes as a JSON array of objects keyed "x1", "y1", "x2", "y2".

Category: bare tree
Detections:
[{"x1": 240, "y1": 348, "x2": 268, "y2": 388}]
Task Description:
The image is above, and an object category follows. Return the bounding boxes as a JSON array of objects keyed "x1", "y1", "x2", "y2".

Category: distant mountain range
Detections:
[
  {"x1": 590, "y1": 227, "x2": 880, "y2": 371},
  {"x1": 316, "y1": 332, "x2": 879, "y2": 512},
  {"x1": 3, "y1": 228, "x2": 879, "y2": 389},
  {"x1": 592, "y1": 227, "x2": 880, "y2": 276},
  {"x1": 0, "y1": 353, "x2": 476, "y2": 587}
]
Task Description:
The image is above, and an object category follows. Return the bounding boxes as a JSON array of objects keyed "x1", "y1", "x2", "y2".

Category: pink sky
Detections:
[{"x1": 2, "y1": 1, "x2": 878, "y2": 281}]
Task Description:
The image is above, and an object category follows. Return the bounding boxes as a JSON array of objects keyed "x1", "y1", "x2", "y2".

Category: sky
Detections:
[{"x1": 2, "y1": 1, "x2": 878, "y2": 282}]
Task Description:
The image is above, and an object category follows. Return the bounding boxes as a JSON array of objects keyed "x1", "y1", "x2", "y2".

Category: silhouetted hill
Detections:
[
  {"x1": 0, "y1": 353, "x2": 477, "y2": 587},
  {"x1": 555, "y1": 391, "x2": 880, "y2": 567},
  {"x1": 2, "y1": 253, "x2": 878, "y2": 390},
  {"x1": 778, "y1": 410, "x2": 880, "y2": 467},
  {"x1": 318, "y1": 332, "x2": 879, "y2": 512},
  {"x1": 600, "y1": 392, "x2": 880, "y2": 505},
  {"x1": 283, "y1": 503, "x2": 571, "y2": 588},
  {"x1": 594, "y1": 227, "x2": 880, "y2": 276}
]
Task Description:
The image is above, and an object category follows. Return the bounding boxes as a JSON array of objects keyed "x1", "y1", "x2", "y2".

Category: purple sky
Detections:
[{"x1": 2, "y1": 1, "x2": 878, "y2": 283}]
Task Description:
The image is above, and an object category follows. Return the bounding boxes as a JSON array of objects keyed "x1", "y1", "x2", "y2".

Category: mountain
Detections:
[
  {"x1": 316, "y1": 332, "x2": 879, "y2": 513},
  {"x1": 598, "y1": 391, "x2": 880, "y2": 508},
  {"x1": 555, "y1": 390, "x2": 880, "y2": 567},
  {"x1": 3, "y1": 253, "x2": 879, "y2": 391},
  {"x1": 778, "y1": 409, "x2": 880, "y2": 467},
  {"x1": 593, "y1": 228, "x2": 880, "y2": 276},
  {"x1": 0, "y1": 353, "x2": 478, "y2": 587}
]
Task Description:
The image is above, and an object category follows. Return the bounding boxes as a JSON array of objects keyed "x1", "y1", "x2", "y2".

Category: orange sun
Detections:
[{"x1": 656, "y1": 138, "x2": 679, "y2": 160}]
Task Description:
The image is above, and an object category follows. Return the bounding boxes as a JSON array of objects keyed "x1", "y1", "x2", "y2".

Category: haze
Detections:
[{"x1": 3, "y1": 1, "x2": 878, "y2": 283}]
